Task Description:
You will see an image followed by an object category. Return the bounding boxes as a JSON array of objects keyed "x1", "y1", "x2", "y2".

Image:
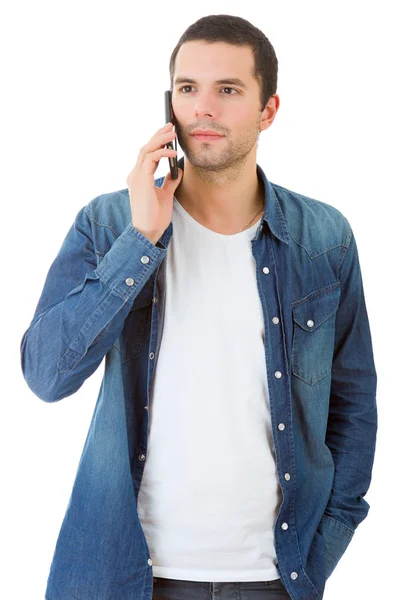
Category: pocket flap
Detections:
[{"x1": 293, "y1": 284, "x2": 340, "y2": 332}]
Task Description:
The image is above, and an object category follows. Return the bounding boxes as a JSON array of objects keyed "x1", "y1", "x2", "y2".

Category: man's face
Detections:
[{"x1": 171, "y1": 41, "x2": 267, "y2": 171}]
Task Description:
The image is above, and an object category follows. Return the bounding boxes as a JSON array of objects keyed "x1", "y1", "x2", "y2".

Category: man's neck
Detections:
[{"x1": 174, "y1": 162, "x2": 265, "y2": 235}]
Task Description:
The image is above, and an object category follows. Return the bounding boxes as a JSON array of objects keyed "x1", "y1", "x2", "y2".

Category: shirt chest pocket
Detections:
[{"x1": 291, "y1": 283, "x2": 341, "y2": 385}]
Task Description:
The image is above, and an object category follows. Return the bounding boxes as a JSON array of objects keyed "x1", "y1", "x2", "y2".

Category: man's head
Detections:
[
  {"x1": 168, "y1": 14, "x2": 280, "y2": 172},
  {"x1": 169, "y1": 14, "x2": 278, "y2": 115}
]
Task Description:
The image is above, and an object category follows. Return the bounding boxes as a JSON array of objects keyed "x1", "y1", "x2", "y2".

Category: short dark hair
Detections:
[{"x1": 169, "y1": 14, "x2": 278, "y2": 113}]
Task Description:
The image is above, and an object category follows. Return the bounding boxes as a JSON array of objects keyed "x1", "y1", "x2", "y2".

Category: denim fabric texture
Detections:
[{"x1": 21, "y1": 156, "x2": 377, "y2": 600}]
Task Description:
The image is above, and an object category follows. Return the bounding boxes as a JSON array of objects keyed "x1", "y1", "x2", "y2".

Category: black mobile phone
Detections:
[{"x1": 164, "y1": 90, "x2": 178, "y2": 179}]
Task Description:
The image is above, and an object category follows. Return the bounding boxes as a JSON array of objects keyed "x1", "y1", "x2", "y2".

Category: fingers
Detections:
[
  {"x1": 145, "y1": 147, "x2": 178, "y2": 175},
  {"x1": 137, "y1": 126, "x2": 177, "y2": 169},
  {"x1": 152, "y1": 122, "x2": 174, "y2": 138}
]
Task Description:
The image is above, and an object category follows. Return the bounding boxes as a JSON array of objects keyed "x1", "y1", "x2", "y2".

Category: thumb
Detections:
[{"x1": 162, "y1": 167, "x2": 183, "y2": 194}]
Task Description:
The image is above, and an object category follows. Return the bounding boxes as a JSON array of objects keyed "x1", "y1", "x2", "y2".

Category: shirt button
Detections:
[
  {"x1": 153, "y1": 297, "x2": 158, "y2": 303},
  {"x1": 272, "y1": 317, "x2": 280, "y2": 324},
  {"x1": 149, "y1": 352, "x2": 155, "y2": 360},
  {"x1": 139, "y1": 454, "x2": 146, "y2": 461},
  {"x1": 291, "y1": 572, "x2": 298, "y2": 580},
  {"x1": 148, "y1": 559, "x2": 153, "y2": 566},
  {"x1": 278, "y1": 423, "x2": 285, "y2": 431},
  {"x1": 281, "y1": 522, "x2": 289, "y2": 530},
  {"x1": 125, "y1": 277, "x2": 134, "y2": 286},
  {"x1": 274, "y1": 371, "x2": 282, "y2": 378},
  {"x1": 307, "y1": 319, "x2": 314, "y2": 328},
  {"x1": 141, "y1": 256, "x2": 150, "y2": 264},
  {"x1": 284, "y1": 473, "x2": 291, "y2": 480},
  {"x1": 262, "y1": 267, "x2": 270, "y2": 274}
]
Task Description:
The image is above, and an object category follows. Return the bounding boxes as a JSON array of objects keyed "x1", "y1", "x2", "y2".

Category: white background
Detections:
[{"x1": 2, "y1": 1, "x2": 398, "y2": 598}]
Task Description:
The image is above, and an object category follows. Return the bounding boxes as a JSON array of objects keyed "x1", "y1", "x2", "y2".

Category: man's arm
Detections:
[
  {"x1": 325, "y1": 222, "x2": 378, "y2": 530},
  {"x1": 20, "y1": 202, "x2": 166, "y2": 402}
]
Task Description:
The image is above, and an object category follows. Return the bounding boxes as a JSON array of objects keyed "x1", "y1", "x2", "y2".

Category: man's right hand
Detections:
[{"x1": 127, "y1": 122, "x2": 183, "y2": 245}]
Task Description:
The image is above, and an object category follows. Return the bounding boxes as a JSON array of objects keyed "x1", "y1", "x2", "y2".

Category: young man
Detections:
[{"x1": 21, "y1": 14, "x2": 377, "y2": 600}]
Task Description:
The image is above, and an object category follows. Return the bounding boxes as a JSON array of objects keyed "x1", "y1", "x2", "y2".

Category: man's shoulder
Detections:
[
  {"x1": 271, "y1": 180, "x2": 347, "y2": 221},
  {"x1": 270, "y1": 181, "x2": 352, "y2": 251}
]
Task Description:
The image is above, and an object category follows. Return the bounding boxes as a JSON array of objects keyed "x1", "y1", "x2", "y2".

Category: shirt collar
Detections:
[
  {"x1": 255, "y1": 161, "x2": 290, "y2": 245},
  {"x1": 164, "y1": 157, "x2": 290, "y2": 245}
]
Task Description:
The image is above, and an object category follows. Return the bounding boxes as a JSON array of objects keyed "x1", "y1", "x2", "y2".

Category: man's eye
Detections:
[
  {"x1": 221, "y1": 87, "x2": 238, "y2": 95},
  {"x1": 179, "y1": 86, "x2": 238, "y2": 95}
]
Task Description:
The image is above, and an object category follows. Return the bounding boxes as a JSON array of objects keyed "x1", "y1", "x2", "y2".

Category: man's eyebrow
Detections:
[{"x1": 174, "y1": 76, "x2": 248, "y2": 89}]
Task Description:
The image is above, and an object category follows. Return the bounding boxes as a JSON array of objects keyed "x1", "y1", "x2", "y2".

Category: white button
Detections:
[
  {"x1": 153, "y1": 297, "x2": 158, "y2": 303},
  {"x1": 144, "y1": 406, "x2": 148, "y2": 410},
  {"x1": 262, "y1": 267, "x2": 270, "y2": 274},
  {"x1": 284, "y1": 473, "x2": 291, "y2": 480},
  {"x1": 148, "y1": 559, "x2": 153, "y2": 566},
  {"x1": 307, "y1": 319, "x2": 314, "y2": 328},
  {"x1": 291, "y1": 572, "x2": 298, "y2": 580},
  {"x1": 139, "y1": 454, "x2": 146, "y2": 461},
  {"x1": 125, "y1": 277, "x2": 134, "y2": 286},
  {"x1": 149, "y1": 352, "x2": 155, "y2": 360},
  {"x1": 278, "y1": 423, "x2": 285, "y2": 431},
  {"x1": 274, "y1": 371, "x2": 282, "y2": 378},
  {"x1": 141, "y1": 256, "x2": 150, "y2": 264},
  {"x1": 272, "y1": 317, "x2": 280, "y2": 324},
  {"x1": 281, "y1": 522, "x2": 288, "y2": 530}
]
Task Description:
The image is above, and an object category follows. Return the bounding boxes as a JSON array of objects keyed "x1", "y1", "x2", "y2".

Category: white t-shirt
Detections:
[{"x1": 137, "y1": 196, "x2": 282, "y2": 582}]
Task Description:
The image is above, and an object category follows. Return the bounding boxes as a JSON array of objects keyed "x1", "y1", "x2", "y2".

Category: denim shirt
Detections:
[{"x1": 20, "y1": 156, "x2": 377, "y2": 600}]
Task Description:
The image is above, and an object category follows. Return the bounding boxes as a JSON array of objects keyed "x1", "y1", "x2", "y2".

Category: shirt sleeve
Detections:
[
  {"x1": 324, "y1": 222, "x2": 378, "y2": 532},
  {"x1": 20, "y1": 204, "x2": 167, "y2": 402}
]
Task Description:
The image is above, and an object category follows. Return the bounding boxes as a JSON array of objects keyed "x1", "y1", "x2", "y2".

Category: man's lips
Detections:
[{"x1": 191, "y1": 133, "x2": 224, "y2": 141}]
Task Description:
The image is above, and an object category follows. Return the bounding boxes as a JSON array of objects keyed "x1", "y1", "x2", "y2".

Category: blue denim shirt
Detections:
[{"x1": 20, "y1": 156, "x2": 377, "y2": 600}]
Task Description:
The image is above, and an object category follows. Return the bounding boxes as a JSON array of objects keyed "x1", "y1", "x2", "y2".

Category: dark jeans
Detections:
[{"x1": 152, "y1": 577, "x2": 291, "y2": 599}]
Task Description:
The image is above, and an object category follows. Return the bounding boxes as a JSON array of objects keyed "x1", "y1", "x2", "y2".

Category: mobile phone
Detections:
[{"x1": 164, "y1": 90, "x2": 178, "y2": 179}]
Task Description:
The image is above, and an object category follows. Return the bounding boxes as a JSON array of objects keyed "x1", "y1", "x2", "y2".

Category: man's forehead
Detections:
[{"x1": 174, "y1": 41, "x2": 254, "y2": 79}]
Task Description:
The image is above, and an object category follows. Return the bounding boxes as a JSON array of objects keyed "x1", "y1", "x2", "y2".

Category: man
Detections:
[{"x1": 21, "y1": 14, "x2": 377, "y2": 600}]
